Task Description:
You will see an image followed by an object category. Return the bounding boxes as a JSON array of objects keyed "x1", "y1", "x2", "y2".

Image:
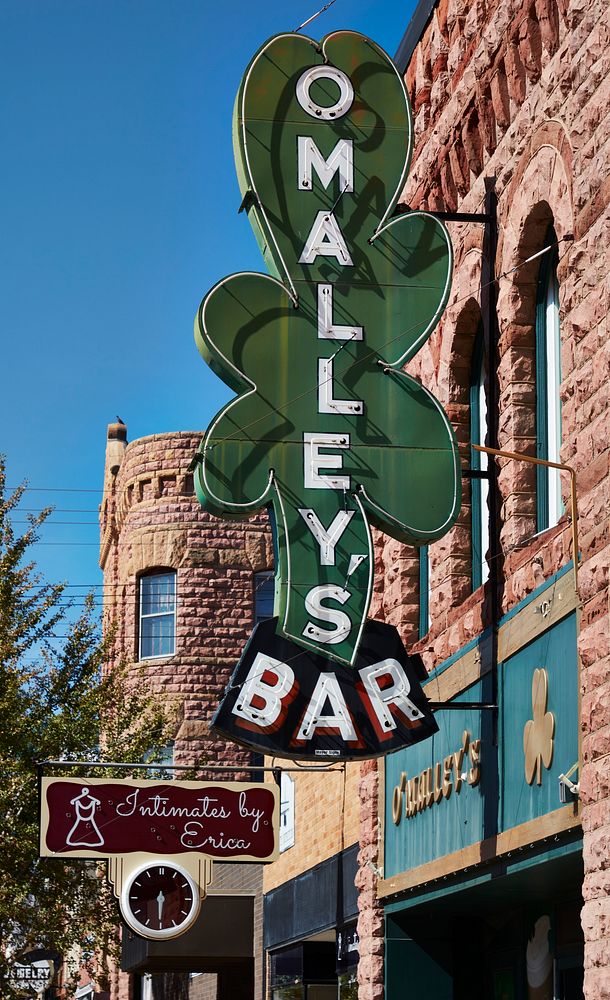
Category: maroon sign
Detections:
[{"x1": 40, "y1": 777, "x2": 279, "y2": 862}]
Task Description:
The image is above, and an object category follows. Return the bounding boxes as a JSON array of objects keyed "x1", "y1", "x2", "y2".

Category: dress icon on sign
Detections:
[{"x1": 65, "y1": 786, "x2": 104, "y2": 847}]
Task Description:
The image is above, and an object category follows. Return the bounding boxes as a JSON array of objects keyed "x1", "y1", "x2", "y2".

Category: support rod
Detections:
[
  {"x1": 428, "y1": 702, "x2": 497, "y2": 711},
  {"x1": 38, "y1": 759, "x2": 344, "y2": 774}
]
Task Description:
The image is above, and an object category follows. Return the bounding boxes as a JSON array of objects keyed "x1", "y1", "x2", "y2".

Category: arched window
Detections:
[
  {"x1": 139, "y1": 570, "x2": 176, "y2": 660},
  {"x1": 536, "y1": 229, "x2": 563, "y2": 530},
  {"x1": 470, "y1": 325, "x2": 489, "y2": 590}
]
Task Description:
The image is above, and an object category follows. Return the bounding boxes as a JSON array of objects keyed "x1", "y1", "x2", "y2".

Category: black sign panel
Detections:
[
  {"x1": 211, "y1": 618, "x2": 438, "y2": 761},
  {"x1": 336, "y1": 924, "x2": 359, "y2": 971}
]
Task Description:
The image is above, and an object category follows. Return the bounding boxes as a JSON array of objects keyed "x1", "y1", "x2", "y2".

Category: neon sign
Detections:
[{"x1": 194, "y1": 31, "x2": 460, "y2": 757}]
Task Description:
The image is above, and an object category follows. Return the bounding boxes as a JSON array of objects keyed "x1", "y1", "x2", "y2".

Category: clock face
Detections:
[{"x1": 121, "y1": 862, "x2": 200, "y2": 940}]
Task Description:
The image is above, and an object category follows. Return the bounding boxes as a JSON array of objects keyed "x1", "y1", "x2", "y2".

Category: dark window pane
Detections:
[
  {"x1": 140, "y1": 612, "x2": 174, "y2": 658},
  {"x1": 141, "y1": 573, "x2": 175, "y2": 616},
  {"x1": 255, "y1": 572, "x2": 274, "y2": 622}
]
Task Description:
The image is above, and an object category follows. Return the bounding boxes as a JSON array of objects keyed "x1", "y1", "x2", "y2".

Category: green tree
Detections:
[{"x1": 0, "y1": 459, "x2": 176, "y2": 997}]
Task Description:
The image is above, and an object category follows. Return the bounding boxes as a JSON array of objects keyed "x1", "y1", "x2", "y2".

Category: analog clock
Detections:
[{"x1": 120, "y1": 861, "x2": 201, "y2": 939}]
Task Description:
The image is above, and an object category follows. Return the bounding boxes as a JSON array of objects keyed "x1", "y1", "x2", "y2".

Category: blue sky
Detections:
[{"x1": 0, "y1": 0, "x2": 416, "y2": 628}]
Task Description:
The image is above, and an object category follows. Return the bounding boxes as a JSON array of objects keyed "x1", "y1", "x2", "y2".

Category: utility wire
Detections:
[
  {"x1": 6, "y1": 235, "x2": 573, "y2": 497},
  {"x1": 294, "y1": 0, "x2": 337, "y2": 32}
]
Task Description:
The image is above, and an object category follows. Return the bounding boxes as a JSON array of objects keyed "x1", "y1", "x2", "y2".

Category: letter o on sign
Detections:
[{"x1": 296, "y1": 65, "x2": 354, "y2": 120}]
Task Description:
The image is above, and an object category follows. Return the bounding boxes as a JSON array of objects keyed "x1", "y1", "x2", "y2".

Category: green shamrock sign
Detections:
[{"x1": 194, "y1": 31, "x2": 461, "y2": 666}]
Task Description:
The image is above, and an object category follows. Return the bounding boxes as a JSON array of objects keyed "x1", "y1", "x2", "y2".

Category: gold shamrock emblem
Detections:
[{"x1": 523, "y1": 668, "x2": 555, "y2": 785}]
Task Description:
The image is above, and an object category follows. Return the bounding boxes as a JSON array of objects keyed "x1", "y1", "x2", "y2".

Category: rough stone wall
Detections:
[
  {"x1": 100, "y1": 427, "x2": 273, "y2": 765},
  {"x1": 100, "y1": 425, "x2": 273, "y2": 1000},
  {"x1": 357, "y1": 0, "x2": 610, "y2": 997}
]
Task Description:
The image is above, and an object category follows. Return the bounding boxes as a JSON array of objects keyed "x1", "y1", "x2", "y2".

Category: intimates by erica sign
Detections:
[
  {"x1": 192, "y1": 31, "x2": 460, "y2": 759},
  {"x1": 40, "y1": 777, "x2": 279, "y2": 861}
]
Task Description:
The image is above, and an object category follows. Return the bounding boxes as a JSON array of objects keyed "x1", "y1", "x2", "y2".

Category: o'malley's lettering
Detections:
[
  {"x1": 294, "y1": 64, "x2": 366, "y2": 654},
  {"x1": 391, "y1": 730, "x2": 482, "y2": 825}
]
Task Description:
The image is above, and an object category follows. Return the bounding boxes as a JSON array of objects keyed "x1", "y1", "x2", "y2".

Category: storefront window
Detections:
[
  {"x1": 270, "y1": 943, "x2": 339, "y2": 1000},
  {"x1": 271, "y1": 987, "x2": 305, "y2": 1000},
  {"x1": 338, "y1": 971, "x2": 358, "y2": 1000}
]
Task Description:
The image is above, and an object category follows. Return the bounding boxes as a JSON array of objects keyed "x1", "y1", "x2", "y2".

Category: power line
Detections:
[
  {"x1": 11, "y1": 520, "x2": 99, "y2": 525},
  {"x1": 6, "y1": 487, "x2": 105, "y2": 493},
  {"x1": 5, "y1": 236, "x2": 573, "y2": 493},
  {"x1": 15, "y1": 508, "x2": 100, "y2": 513}
]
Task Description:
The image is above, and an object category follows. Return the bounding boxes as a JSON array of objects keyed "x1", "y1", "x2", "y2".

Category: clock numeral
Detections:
[{"x1": 158, "y1": 867, "x2": 165, "y2": 875}]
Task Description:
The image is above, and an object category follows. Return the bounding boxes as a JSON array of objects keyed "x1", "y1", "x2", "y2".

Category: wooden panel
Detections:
[
  {"x1": 424, "y1": 640, "x2": 490, "y2": 702},
  {"x1": 498, "y1": 574, "x2": 578, "y2": 662},
  {"x1": 382, "y1": 686, "x2": 487, "y2": 879},
  {"x1": 377, "y1": 804, "x2": 580, "y2": 899},
  {"x1": 500, "y1": 612, "x2": 579, "y2": 831}
]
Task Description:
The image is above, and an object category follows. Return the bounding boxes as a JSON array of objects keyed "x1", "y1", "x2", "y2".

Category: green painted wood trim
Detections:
[
  {"x1": 423, "y1": 562, "x2": 574, "y2": 693},
  {"x1": 382, "y1": 832, "x2": 582, "y2": 914},
  {"x1": 379, "y1": 807, "x2": 581, "y2": 900}
]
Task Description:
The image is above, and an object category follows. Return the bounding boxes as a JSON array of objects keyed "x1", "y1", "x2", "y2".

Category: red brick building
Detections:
[
  {"x1": 355, "y1": 0, "x2": 610, "y2": 997},
  {"x1": 99, "y1": 424, "x2": 273, "y2": 1000},
  {"x1": 95, "y1": 0, "x2": 609, "y2": 994}
]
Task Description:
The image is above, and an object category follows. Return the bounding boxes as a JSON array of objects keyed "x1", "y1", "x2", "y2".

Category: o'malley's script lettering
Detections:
[{"x1": 41, "y1": 778, "x2": 278, "y2": 861}]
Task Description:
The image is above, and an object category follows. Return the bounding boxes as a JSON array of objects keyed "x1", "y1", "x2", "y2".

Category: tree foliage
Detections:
[{"x1": 0, "y1": 460, "x2": 176, "y2": 997}]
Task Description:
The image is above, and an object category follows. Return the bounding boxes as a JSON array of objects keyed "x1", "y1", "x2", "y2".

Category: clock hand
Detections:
[{"x1": 156, "y1": 889, "x2": 165, "y2": 924}]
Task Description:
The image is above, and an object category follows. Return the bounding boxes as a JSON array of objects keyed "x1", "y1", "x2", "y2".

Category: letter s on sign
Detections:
[{"x1": 302, "y1": 585, "x2": 352, "y2": 645}]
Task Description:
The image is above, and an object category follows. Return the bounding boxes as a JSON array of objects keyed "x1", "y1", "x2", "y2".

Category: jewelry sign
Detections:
[
  {"x1": 40, "y1": 777, "x2": 279, "y2": 939},
  {"x1": 193, "y1": 31, "x2": 461, "y2": 758}
]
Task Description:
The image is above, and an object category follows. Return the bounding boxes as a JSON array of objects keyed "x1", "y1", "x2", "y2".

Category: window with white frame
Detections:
[
  {"x1": 279, "y1": 772, "x2": 295, "y2": 852},
  {"x1": 139, "y1": 571, "x2": 176, "y2": 660},
  {"x1": 536, "y1": 229, "x2": 563, "y2": 531},
  {"x1": 470, "y1": 325, "x2": 490, "y2": 590}
]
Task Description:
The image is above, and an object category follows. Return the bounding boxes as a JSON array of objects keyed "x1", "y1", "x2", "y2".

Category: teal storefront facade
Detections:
[{"x1": 380, "y1": 569, "x2": 584, "y2": 999}]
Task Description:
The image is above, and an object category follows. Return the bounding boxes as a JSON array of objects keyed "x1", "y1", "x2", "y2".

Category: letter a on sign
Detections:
[{"x1": 193, "y1": 31, "x2": 458, "y2": 759}]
